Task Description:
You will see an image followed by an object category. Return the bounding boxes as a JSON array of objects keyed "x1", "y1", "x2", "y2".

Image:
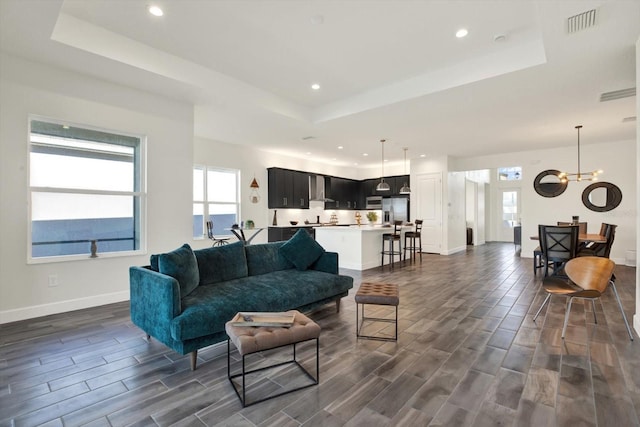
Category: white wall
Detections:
[
  {"x1": 452, "y1": 139, "x2": 637, "y2": 265},
  {"x1": 0, "y1": 54, "x2": 194, "y2": 323},
  {"x1": 466, "y1": 179, "x2": 477, "y2": 243},
  {"x1": 634, "y1": 35, "x2": 640, "y2": 336},
  {"x1": 447, "y1": 172, "x2": 467, "y2": 254}
]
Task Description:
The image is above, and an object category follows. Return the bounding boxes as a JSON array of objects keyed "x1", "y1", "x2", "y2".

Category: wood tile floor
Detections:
[{"x1": 2, "y1": 243, "x2": 639, "y2": 426}]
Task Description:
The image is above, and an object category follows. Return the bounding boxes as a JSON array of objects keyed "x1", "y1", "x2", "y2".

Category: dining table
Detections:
[
  {"x1": 226, "y1": 227, "x2": 266, "y2": 244},
  {"x1": 529, "y1": 233, "x2": 606, "y2": 244}
]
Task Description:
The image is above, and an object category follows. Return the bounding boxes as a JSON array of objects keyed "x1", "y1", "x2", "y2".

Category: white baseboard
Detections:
[
  {"x1": 442, "y1": 246, "x2": 467, "y2": 255},
  {"x1": 0, "y1": 290, "x2": 130, "y2": 324},
  {"x1": 634, "y1": 314, "x2": 640, "y2": 338}
]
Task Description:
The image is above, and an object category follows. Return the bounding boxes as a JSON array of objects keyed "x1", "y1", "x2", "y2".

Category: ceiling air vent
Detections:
[
  {"x1": 567, "y1": 9, "x2": 597, "y2": 33},
  {"x1": 622, "y1": 116, "x2": 637, "y2": 123},
  {"x1": 600, "y1": 87, "x2": 636, "y2": 102}
]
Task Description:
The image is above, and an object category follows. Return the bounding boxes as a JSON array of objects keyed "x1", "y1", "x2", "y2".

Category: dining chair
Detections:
[
  {"x1": 206, "y1": 220, "x2": 231, "y2": 247},
  {"x1": 557, "y1": 221, "x2": 587, "y2": 234},
  {"x1": 578, "y1": 223, "x2": 617, "y2": 258},
  {"x1": 538, "y1": 224, "x2": 579, "y2": 277},
  {"x1": 533, "y1": 245, "x2": 545, "y2": 276},
  {"x1": 532, "y1": 256, "x2": 633, "y2": 341},
  {"x1": 403, "y1": 219, "x2": 423, "y2": 262}
]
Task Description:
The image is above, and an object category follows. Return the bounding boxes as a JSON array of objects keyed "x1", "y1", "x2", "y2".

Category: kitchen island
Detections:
[{"x1": 315, "y1": 224, "x2": 411, "y2": 270}]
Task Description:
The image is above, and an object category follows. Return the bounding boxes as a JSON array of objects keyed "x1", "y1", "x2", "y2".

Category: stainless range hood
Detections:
[{"x1": 309, "y1": 175, "x2": 334, "y2": 202}]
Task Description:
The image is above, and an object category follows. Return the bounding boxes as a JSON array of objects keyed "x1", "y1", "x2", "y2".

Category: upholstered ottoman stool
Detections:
[
  {"x1": 355, "y1": 282, "x2": 399, "y2": 341},
  {"x1": 225, "y1": 310, "x2": 320, "y2": 407}
]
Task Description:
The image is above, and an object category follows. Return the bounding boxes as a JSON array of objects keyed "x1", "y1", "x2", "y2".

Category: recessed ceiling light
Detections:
[
  {"x1": 354, "y1": 162, "x2": 358, "y2": 165},
  {"x1": 456, "y1": 28, "x2": 468, "y2": 38},
  {"x1": 148, "y1": 5, "x2": 163, "y2": 16},
  {"x1": 306, "y1": 152, "x2": 312, "y2": 155},
  {"x1": 363, "y1": 153, "x2": 368, "y2": 157},
  {"x1": 420, "y1": 154, "x2": 426, "y2": 158},
  {"x1": 338, "y1": 146, "x2": 343, "y2": 150},
  {"x1": 311, "y1": 83, "x2": 320, "y2": 90}
]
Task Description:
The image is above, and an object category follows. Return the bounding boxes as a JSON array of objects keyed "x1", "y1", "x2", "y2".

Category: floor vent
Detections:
[
  {"x1": 567, "y1": 9, "x2": 597, "y2": 33},
  {"x1": 600, "y1": 87, "x2": 636, "y2": 102}
]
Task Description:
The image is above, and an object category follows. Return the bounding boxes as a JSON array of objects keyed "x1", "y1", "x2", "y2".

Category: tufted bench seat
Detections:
[
  {"x1": 225, "y1": 310, "x2": 320, "y2": 407},
  {"x1": 355, "y1": 282, "x2": 399, "y2": 341}
]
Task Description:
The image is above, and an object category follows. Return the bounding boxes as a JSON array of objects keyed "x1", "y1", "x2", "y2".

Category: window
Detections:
[
  {"x1": 498, "y1": 167, "x2": 522, "y2": 181},
  {"x1": 193, "y1": 166, "x2": 239, "y2": 238},
  {"x1": 502, "y1": 190, "x2": 519, "y2": 228},
  {"x1": 29, "y1": 118, "x2": 144, "y2": 260}
]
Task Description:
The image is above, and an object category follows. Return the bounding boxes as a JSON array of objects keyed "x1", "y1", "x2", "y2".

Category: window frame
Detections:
[
  {"x1": 497, "y1": 166, "x2": 522, "y2": 181},
  {"x1": 27, "y1": 116, "x2": 147, "y2": 263},
  {"x1": 193, "y1": 165, "x2": 241, "y2": 240}
]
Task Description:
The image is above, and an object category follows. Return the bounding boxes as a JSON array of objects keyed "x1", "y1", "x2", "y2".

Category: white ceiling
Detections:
[{"x1": 1, "y1": 0, "x2": 638, "y2": 167}]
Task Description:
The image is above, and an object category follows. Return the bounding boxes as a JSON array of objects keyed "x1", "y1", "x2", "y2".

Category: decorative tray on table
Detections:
[{"x1": 229, "y1": 312, "x2": 295, "y2": 328}]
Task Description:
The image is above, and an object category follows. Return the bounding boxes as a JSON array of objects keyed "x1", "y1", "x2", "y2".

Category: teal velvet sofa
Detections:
[{"x1": 129, "y1": 233, "x2": 353, "y2": 370}]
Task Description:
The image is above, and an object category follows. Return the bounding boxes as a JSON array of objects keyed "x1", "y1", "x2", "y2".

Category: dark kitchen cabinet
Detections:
[
  {"x1": 268, "y1": 168, "x2": 310, "y2": 209},
  {"x1": 268, "y1": 226, "x2": 315, "y2": 242},
  {"x1": 292, "y1": 171, "x2": 310, "y2": 208},
  {"x1": 268, "y1": 167, "x2": 409, "y2": 209},
  {"x1": 360, "y1": 178, "x2": 379, "y2": 199},
  {"x1": 325, "y1": 177, "x2": 359, "y2": 210}
]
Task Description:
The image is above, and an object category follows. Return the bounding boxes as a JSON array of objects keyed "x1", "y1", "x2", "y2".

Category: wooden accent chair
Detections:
[{"x1": 533, "y1": 256, "x2": 633, "y2": 340}]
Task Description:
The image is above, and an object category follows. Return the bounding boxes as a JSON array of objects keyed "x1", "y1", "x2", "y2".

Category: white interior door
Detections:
[
  {"x1": 416, "y1": 172, "x2": 442, "y2": 253},
  {"x1": 497, "y1": 188, "x2": 520, "y2": 242}
]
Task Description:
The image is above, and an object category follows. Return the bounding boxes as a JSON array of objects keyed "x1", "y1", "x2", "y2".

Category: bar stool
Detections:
[
  {"x1": 403, "y1": 219, "x2": 423, "y2": 262},
  {"x1": 381, "y1": 220, "x2": 403, "y2": 269}
]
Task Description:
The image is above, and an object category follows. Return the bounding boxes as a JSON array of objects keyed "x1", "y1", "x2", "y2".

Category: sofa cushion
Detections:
[
  {"x1": 149, "y1": 254, "x2": 159, "y2": 271},
  {"x1": 245, "y1": 241, "x2": 294, "y2": 276},
  {"x1": 157, "y1": 244, "x2": 199, "y2": 297},
  {"x1": 194, "y1": 241, "x2": 248, "y2": 285},
  {"x1": 279, "y1": 229, "x2": 325, "y2": 271},
  {"x1": 172, "y1": 269, "x2": 351, "y2": 341}
]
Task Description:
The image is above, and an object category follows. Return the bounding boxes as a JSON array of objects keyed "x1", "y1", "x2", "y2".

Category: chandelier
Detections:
[{"x1": 558, "y1": 125, "x2": 603, "y2": 183}]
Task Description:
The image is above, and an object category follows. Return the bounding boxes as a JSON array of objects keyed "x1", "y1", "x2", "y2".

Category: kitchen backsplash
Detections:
[{"x1": 267, "y1": 201, "x2": 382, "y2": 225}]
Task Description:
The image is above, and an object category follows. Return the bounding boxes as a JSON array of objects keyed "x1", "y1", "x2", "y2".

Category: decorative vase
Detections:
[{"x1": 272, "y1": 210, "x2": 278, "y2": 226}]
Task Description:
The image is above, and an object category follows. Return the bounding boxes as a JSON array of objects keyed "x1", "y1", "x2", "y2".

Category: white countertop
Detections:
[{"x1": 317, "y1": 224, "x2": 413, "y2": 231}]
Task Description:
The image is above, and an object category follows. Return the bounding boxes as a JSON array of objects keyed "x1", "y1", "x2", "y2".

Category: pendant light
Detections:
[
  {"x1": 399, "y1": 147, "x2": 411, "y2": 194},
  {"x1": 376, "y1": 139, "x2": 390, "y2": 191},
  {"x1": 558, "y1": 125, "x2": 603, "y2": 183}
]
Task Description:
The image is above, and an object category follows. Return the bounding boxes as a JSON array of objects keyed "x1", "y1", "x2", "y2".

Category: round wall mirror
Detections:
[
  {"x1": 533, "y1": 169, "x2": 568, "y2": 198},
  {"x1": 581, "y1": 182, "x2": 622, "y2": 212}
]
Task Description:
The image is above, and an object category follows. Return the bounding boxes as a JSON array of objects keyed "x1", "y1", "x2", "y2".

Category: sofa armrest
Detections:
[
  {"x1": 310, "y1": 251, "x2": 339, "y2": 274},
  {"x1": 129, "y1": 266, "x2": 181, "y2": 342}
]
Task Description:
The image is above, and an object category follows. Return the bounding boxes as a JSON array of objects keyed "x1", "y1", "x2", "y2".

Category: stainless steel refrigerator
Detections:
[{"x1": 382, "y1": 197, "x2": 409, "y2": 223}]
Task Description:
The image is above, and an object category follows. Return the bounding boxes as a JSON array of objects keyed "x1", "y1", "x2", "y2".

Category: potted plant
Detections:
[{"x1": 366, "y1": 211, "x2": 378, "y2": 224}]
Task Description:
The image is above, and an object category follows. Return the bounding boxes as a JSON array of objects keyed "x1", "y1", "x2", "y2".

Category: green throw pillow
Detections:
[
  {"x1": 157, "y1": 243, "x2": 200, "y2": 297},
  {"x1": 279, "y1": 229, "x2": 325, "y2": 271}
]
